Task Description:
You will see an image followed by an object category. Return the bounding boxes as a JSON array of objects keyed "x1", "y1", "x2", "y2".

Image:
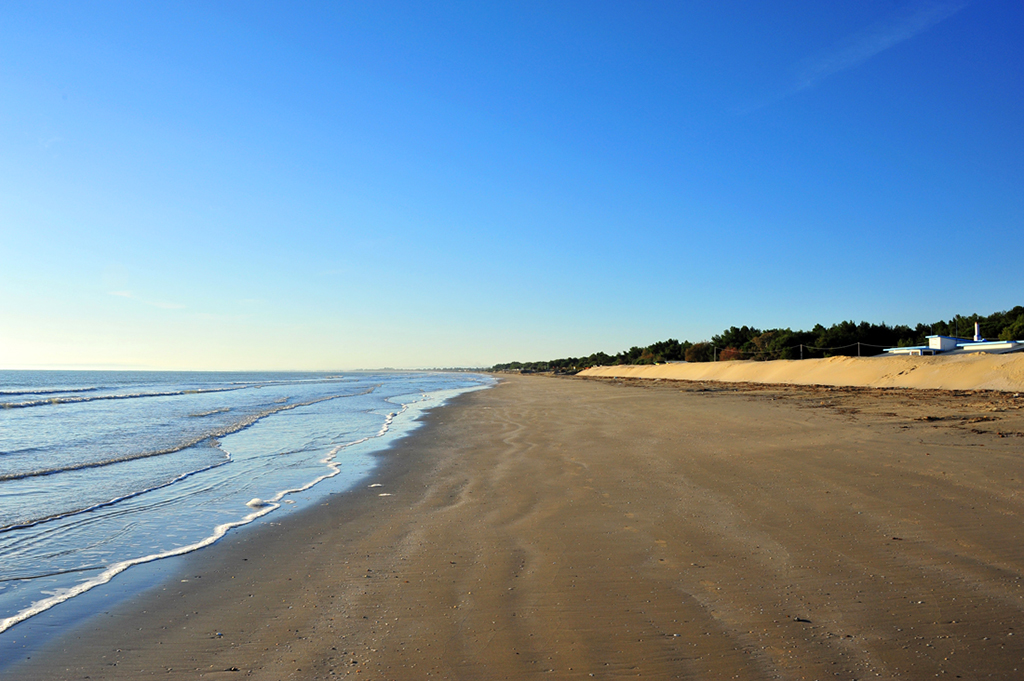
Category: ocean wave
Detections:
[
  {"x1": 0, "y1": 504, "x2": 276, "y2": 636},
  {"x1": 0, "y1": 387, "x2": 99, "y2": 397},
  {"x1": 228, "y1": 377, "x2": 350, "y2": 386},
  {"x1": 188, "y1": 408, "x2": 231, "y2": 418},
  {"x1": 0, "y1": 445, "x2": 46, "y2": 458},
  {"x1": 0, "y1": 456, "x2": 231, "y2": 534},
  {"x1": 0, "y1": 386, "x2": 379, "y2": 482},
  {"x1": 0, "y1": 387, "x2": 405, "y2": 636},
  {"x1": 0, "y1": 386, "x2": 247, "y2": 410},
  {"x1": 0, "y1": 564, "x2": 106, "y2": 583}
]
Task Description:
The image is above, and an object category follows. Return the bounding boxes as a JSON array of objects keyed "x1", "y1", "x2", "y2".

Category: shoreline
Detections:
[
  {"x1": 1, "y1": 382, "x2": 485, "y2": 675},
  {"x1": 6, "y1": 384, "x2": 475, "y2": 679},
  {"x1": 13, "y1": 374, "x2": 1024, "y2": 679}
]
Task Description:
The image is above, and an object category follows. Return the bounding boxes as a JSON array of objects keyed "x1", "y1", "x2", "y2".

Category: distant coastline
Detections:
[{"x1": 493, "y1": 306, "x2": 1024, "y2": 373}]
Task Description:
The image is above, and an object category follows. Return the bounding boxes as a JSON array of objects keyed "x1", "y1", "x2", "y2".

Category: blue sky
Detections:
[{"x1": 2, "y1": 1, "x2": 1021, "y2": 370}]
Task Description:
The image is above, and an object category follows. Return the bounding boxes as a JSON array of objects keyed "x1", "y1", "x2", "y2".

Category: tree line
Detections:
[{"x1": 492, "y1": 306, "x2": 1024, "y2": 373}]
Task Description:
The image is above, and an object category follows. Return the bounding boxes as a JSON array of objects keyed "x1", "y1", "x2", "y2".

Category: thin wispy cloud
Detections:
[
  {"x1": 108, "y1": 290, "x2": 186, "y2": 310},
  {"x1": 743, "y1": 1, "x2": 968, "y2": 112},
  {"x1": 795, "y1": 1, "x2": 967, "y2": 92}
]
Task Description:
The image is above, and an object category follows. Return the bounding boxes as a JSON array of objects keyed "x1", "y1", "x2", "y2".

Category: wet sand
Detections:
[{"x1": 12, "y1": 374, "x2": 1024, "y2": 679}]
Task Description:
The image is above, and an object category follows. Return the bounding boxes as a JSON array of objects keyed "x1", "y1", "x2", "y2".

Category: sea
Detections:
[{"x1": 0, "y1": 369, "x2": 492, "y2": 666}]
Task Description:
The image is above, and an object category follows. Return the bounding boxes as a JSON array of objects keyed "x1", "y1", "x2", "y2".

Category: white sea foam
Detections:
[
  {"x1": 0, "y1": 457, "x2": 231, "y2": 533},
  {"x1": 0, "y1": 372, "x2": 494, "y2": 640},
  {"x1": 1, "y1": 388, "x2": 375, "y2": 483},
  {"x1": 0, "y1": 500, "x2": 282, "y2": 635},
  {"x1": 189, "y1": 407, "x2": 231, "y2": 418},
  {"x1": 0, "y1": 386, "x2": 245, "y2": 410},
  {"x1": 0, "y1": 387, "x2": 98, "y2": 397},
  {"x1": 0, "y1": 390, "x2": 417, "y2": 635}
]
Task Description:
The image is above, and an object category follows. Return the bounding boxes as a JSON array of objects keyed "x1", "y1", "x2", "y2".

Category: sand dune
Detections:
[{"x1": 579, "y1": 352, "x2": 1024, "y2": 392}]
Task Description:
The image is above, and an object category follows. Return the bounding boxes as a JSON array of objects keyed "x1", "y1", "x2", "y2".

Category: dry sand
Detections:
[
  {"x1": 579, "y1": 353, "x2": 1024, "y2": 392},
  {"x1": 11, "y1": 373, "x2": 1024, "y2": 679}
]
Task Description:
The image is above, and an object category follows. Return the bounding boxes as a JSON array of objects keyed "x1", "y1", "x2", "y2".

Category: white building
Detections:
[{"x1": 884, "y1": 322, "x2": 1024, "y2": 356}]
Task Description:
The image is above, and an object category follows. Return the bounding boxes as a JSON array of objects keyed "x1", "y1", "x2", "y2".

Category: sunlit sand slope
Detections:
[{"x1": 579, "y1": 353, "x2": 1024, "y2": 392}]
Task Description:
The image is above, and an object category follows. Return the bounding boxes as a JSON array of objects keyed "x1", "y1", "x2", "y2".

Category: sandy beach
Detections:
[{"x1": 11, "y1": 370, "x2": 1024, "y2": 679}]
